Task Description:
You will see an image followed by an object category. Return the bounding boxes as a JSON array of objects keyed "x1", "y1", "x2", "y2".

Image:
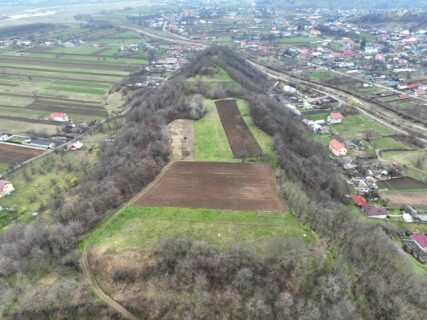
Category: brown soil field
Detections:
[
  {"x1": 377, "y1": 177, "x2": 427, "y2": 190},
  {"x1": 34, "y1": 98, "x2": 104, "y2": 109},
  {"x1": 136, "y1": 161, "x2": 287, "y2": 212},
  {"x1": 0, "y1": 56, "x2": 134, "y2": 71},
  {"x1": 27, "y1": 100, "x2": 108, "y2": 117},
  {"x1": 0, "y1": 115, "x2": 58, "y2": 125},
  {"x1": 215, "y1": 100, "x2": 263, "y2": 158},
  {"x1": 382, "y1": 191, "x2": 427, "y2": 208},
  {"x1": 0, "y1": 72, "x2": 117, "y2": 84},
  {"x1": 0, "y1": 65, "x2": 125, "y2": 78},
  {"x1": 0, "y1": 143, "x2": 45, "y2": 164},
  {"x1": 0, "y1": 92, "x2": 101, "y2": 105}
]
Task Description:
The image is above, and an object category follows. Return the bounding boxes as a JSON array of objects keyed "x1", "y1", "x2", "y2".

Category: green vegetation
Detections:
[
  {"x1": 369, "y1": 137, "x2": 408, "y2": 150},
  {"x1": 46, "y1": 85, "x2": 106, "y2": 96},
  {"x1": 382, "y1": 150, "x2": 427, "y2": 182},
  {"x1": 331, "y1": 114, "x2": 394, "y2": 139},
  {"x1": 193, "y1": 99, "x2": 234, "y2": 161},
  {"x1": 89, "y1": 205, "x2": 315, "y2": 253},
  {"x1": 275, "y1": 36, "x2": 323, "y2": 46}
]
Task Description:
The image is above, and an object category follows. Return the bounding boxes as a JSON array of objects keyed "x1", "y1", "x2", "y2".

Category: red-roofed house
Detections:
[
  {"x1": 411, "y1": 232, "x2": 427, "y2": 252},
  {"x1": 329, "y1": 139, "x2": 347, "y2": 156},
  {"x1": 327, "y1": 112, "x2": 344, "y2": 124},
  {"x1": 397, "y1": 82, "x2": 422, "y2": 90},
  {"x1": 310, "y1": 29, "x2": 321, "y2": 35},
  {"x1": 352, "y1": 195, "x2": 367, "y2": 207},
  {"x1": 415, "y1": 89, "x2": 425, "y2": 95},
  {"x1": 49, "y1": 112, "x2": 69, "y2": 122},
  {"x1": 0, "y1": 180, "x2": 14, "y2": 199},
  {"x1": 361, "y1": 205, "x2": 387, "y2": 219}
]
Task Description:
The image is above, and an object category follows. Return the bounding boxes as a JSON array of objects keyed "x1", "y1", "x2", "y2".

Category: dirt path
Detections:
[
  {"x1": 167, "y1": 119, "x2": 194, "y2": 160},
  {"x1": 81, "y1": 162, "x2": 174, "y2": 320}
]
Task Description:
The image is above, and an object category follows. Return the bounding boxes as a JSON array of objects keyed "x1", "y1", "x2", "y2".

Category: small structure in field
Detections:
[
  {"x1": 67, "y1": 141, "x2": 83, "y2": 151},
  {"x1": 404, "y1": 232, "x2": 427, "y2": 264},
  {"x1": 361, "y1": 205, "x2": 387, "y2": 219},
  {"x1": 49, "y1": 112, "x2": 69, "y2": 122},
  {"x1": 327, "y1": 112, "x2": 344, "y2": 124},
  {"x1": 352, "y1": 195, "x2": 367, "y2": 207},
  {"x1": 0, "y1": 180, "x2": 14, "y2": 198},
  {"x1": 329, "y1": 139, "x2": 347, "y2": 156}
]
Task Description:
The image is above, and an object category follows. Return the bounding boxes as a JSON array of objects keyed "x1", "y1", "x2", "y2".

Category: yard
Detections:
[{"x1": 330, "y1": 114, "x2": 395, "y2": 140}]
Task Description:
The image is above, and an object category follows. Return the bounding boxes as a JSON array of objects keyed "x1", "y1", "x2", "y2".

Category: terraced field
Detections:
[{"x1": 0, "y1": 29, "x2": 150, "y2": 134}]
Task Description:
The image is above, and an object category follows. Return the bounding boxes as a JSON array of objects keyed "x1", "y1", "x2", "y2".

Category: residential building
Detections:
[
  {"x1": 329, "y1": 139, "x2": 347, "y2": 156},
  {"x1": 0, "y1": 180, "x2": 14, "y2": 198},
  {"x1": 327, "y1": 112, "x2": 344, "y2": 124}
]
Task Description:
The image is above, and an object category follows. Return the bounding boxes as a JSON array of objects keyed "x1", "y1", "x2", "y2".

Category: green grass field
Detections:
[
  {"x1": 89, "y1": 206, "x2": 315, "y2": 253},
  {"x1": 331, "y1": 114, "x2": 394, "y2": 140},
  {"x1": 193, "y1": 99, "x2": 234, "y2": 161},
  {"x1": 369, "y1": 137, "x2": 408, "y2": 150}
]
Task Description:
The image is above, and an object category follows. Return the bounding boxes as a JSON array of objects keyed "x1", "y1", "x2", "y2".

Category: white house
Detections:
[
  {"x1": 327, "y1": 112, "x2": 344, "y2": 124},
  {"x1": 0, "y1": 180, "x2": 14, "y2": 198}
]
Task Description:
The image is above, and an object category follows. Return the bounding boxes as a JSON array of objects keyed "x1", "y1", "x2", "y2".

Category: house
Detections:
[
  {"x1": 352, "y1": 195, "x2": 367, "y2": 207},
  {"x1": 361, "y1": 205, "x2": 387, "y2": 219},
  {"x1": 327, "y1": 112, "x2": 344, "y2": 124},
  {"x1": 397, "y1": 82, "x2": 422, "y2": 90},
  {"x1": 49, "y1": 112, "x2": 69, "y2": 122},
  {"x1": 329, "y1": 139, "x2": 347, "y2": 156},
  {"x1": 67, "y1": 141, "x2": 83, "y2": 151},
  {"x1": 411, "y1": 232, "x2": 427, "y2": 251},
  {"x1": 404, "y1": 232, "x2": 427, "y2": 264},
  {"x1": 0, "y1": 180, "x2": 14, "y2": 198}
]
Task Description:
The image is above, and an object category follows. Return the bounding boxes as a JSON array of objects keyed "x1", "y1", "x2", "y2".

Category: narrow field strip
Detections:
[{"x1": 216, "y1": 99, "x2": 263, "y2": 157}]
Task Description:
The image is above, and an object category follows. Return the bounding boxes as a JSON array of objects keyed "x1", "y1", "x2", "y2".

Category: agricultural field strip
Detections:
[
  {"x1": 0, "y1": 72, "x2": 117, "y2": 84},
  {"x1": 0, "y1": 65, "x2": 127, "y2": 77},
  {"x1": 0, "y1": 114, "x2": 59, "y2": 125},
  {"x1": 0, "y1": 92, "x2": 103, "y2": 104},
  {"x1": 26, "y1": 101, "x2": 108, "y2": 116},
  {"x1": 0, "y1": 143, "x2": 45, "y2": 164},
  {"x1": 0, "y1": 56, "x2": 138, "y2": 71},
  {"x1": 215, "y1": 99, "x2": 263, "y2": 157},
  {"x1": 136, "y1": 161, "x2": 287, "y2": 213}
]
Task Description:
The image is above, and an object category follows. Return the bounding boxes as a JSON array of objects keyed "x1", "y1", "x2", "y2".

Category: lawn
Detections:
[
  {"x1": 330, "y1": 114, "x2": 395, "y2": 140},
  {"x1": 276, "y1": 36, "x2": 323, "y2": 46},
  {"x1": 193, "y1": 99, "x2": 234, "y2": 161},
  {"x1": 306, "y1": 112, "x2": 329, "y2": 121},
  {"x1": 89, "y1": 206, "x2": 315, "y2": 253}
]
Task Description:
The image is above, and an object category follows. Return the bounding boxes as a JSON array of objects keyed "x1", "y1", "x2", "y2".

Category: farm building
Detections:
[
  {"x1": 49, "y1": 112, "x2": 69, "y2": 122},
  {"x1": 0, "y1": 180, "x2": 14, "y2": 199},
  {"x1": 404, "y1": 232, "x2": 427, "y2": 264},
  {"x1": 329, "y1": 139, "x2": 347, "y2": 156},
  {"x1": 327, "y1": 112, "x2": 344, "y2": 124},
  {"x1": 361, "y1": 205, "x2": 387, "y2": 219},
  {"x1": 23, "y1": 138, "x2": 55, "y2": 149},
  {"x1": 352, "y1": 195, "x2": 367, "y2": 207}
]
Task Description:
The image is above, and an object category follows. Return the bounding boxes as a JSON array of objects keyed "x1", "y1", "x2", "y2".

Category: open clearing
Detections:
[
  {"x1": 382, "y1": 191, "x2": 427, "y2": 208},
  {"x1": 167, "y1": 119, "x2": 194, "y2": 160},
  {"x1": 0, "y1": 143, "x2": 45, "y2": 165},
  {"x1": 136, "y1": 161, "x2": 287, "y2": 212},
  {"x1": 377, "y1": 177, "x2": 427, "y2": 190},
  {"x1": 216, "y1": 99, "x2": 263, "y2": 158},
  {"x1": 90, "y1": 206, "x2": 312, "y2": 253}
]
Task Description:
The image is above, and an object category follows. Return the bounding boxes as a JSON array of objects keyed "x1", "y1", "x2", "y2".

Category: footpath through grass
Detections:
[{"x1": 89, "y1": 206, "x2": 315, "y2": 253}]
